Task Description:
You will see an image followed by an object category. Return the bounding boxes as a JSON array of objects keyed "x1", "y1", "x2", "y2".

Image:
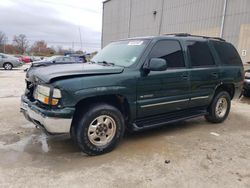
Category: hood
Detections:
[{"x1": 26, "y1": 63, "x2": 124, "y2": 83}]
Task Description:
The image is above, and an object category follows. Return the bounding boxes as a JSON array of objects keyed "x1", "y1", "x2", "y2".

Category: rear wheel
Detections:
[
  {"x1": 3, "y1": 63, "x2": 13, "y2": 70},
  {"x1": 205, "y1": 91, "x2": 231, "y2": 123},
  {"x1": 75, "y1": 104, "x2": 125, "y2": 155}
]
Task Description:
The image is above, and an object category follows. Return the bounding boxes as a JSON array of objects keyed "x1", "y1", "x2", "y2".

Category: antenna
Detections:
[{"x1": 78, "y1": 27, "x2": 83, "y2": 50}]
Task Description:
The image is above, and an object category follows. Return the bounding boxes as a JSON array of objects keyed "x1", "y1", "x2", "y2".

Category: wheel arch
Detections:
[
  {"x1": 214, "y1": 83, "x2": 235, "y2": 99},
  {"x1": 72, "y1": 94, "x2": 131, "y2": 129},
  {"x1": 3, "y1": 62, "x2": 13, "y2": 67}
]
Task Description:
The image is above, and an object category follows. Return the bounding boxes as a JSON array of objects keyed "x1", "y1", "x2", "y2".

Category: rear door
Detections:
[
  {"x1": 186, "y1": 40, "x2": 220, "y2": 108},
  {"x1": 137, "y1": 40, "x2": 190, "y2": 118}
]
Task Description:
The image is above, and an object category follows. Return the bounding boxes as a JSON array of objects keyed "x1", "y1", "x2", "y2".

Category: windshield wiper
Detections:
[
  {"x1": 91, "y1": 60, "x2": 124, "y2": 67},
  {"x1": 97, "y1": 61, "x2": 115, "y2": 66}
]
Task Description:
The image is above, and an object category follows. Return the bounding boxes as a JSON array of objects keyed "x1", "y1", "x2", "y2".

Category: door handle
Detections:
[
  {"x1": 182, "y1": 74, "x2": 188, "y2": 80},
  {"x1": 211, "y1": 72, "x2": 219, "y2": 78}
]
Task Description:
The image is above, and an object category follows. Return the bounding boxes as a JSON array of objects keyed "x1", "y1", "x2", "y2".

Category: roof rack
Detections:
[{"x1": 164, "y1": 33, "x2": 225, "y2": 41}]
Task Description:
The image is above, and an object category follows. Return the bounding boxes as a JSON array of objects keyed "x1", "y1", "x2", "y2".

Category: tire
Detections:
[
  {"x1": 3, "y1": 62, "x2": 13, "y2": 70},
  {"x1": 205, "y1": 91, "x2": 231, "y2": 123},
  {"x1": 75, "y1": 103, "x2": 125, "y2": 155},
  {"x1": 70, "y1": 124, "x2": 77, "y2": 143},
  {"x1": 243, "y1": 89, "x2": 250, "y2": 97}
]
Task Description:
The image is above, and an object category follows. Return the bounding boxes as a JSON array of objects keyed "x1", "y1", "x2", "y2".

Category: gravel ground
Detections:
[{"x1": 0, "y1": 66, "x2": 250, "y2": 188}]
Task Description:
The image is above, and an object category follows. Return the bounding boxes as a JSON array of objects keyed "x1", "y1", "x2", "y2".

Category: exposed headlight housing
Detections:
[{"x1": 34, "y1": 85, "x2": 61, "y2": 106}]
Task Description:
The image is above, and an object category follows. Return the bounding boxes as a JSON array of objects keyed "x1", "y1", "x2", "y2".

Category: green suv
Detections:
[{"x1": 21, "y1": 34, "x2": 244, "y2": 155}]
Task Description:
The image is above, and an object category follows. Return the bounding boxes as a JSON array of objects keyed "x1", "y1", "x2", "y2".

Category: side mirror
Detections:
[{"x1": 145, "y1": 58, "x2": 167, "y2": 71}]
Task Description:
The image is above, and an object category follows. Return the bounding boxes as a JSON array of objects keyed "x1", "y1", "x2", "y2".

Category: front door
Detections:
[{"x1": 137, "y1": 40, "x2": 190, "y2": 118}]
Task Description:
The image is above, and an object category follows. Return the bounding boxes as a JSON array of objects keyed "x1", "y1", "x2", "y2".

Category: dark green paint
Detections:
[{"x1": 25, "y1": 35, "x2": 244, "y2": 126}]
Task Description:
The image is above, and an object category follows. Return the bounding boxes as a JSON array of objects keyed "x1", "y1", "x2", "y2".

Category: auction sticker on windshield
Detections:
[{"x1": 128, "y1": 41, "x2": 144, "y2": 46}]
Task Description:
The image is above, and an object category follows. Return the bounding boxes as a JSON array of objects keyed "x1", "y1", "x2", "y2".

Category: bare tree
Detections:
[
  {"x1": 56, "y1": 45, "x2": 68, "y2": 55},
  {"x1": 30, "y1": 40, "x2": 55, "y2": 56},
  {"x1": 0, "y1": 31, "x2": 7, "y2": 53},
  {"x1": 13, "y1": 34, "x2": 29, "y2": 54},
  {"x1": 30, "y1": 40, "x2": 47, "y2": 54}
]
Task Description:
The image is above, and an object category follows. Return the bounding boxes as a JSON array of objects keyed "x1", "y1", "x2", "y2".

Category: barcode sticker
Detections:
[{"x1": 128, "y1": 41, "x2": 143, "y2": 46}]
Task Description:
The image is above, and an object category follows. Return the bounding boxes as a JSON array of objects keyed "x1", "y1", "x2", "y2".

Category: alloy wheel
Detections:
[{"x1": 87, "y1": 115, "x2": 117, "y2": 147}]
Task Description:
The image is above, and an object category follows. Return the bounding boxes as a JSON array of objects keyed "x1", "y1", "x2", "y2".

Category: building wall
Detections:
[{"x1": 102, "y1": 0, "x2": 250, "y2": 63}]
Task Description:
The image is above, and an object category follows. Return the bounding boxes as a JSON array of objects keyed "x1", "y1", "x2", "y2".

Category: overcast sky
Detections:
[{"x1": 0, "y1": 0, "x2": 103, "y2": 52}]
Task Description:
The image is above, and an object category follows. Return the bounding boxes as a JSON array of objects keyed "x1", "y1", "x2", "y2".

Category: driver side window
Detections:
[{"x1": 149, "y1": 40, "x2": 185, "y2": 68}]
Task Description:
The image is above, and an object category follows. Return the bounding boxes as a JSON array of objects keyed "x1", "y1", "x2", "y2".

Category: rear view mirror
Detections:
[{"x1": 146, "y1": 58, "x2": 167, "y2": 71}]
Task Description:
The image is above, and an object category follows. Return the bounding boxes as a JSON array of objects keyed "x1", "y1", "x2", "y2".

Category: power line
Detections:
[
  {"x1": 36, "y1": 0, "x2": 101, "y2": 14},
  {"x1": 4, "y1": 39, "x2": 100, "y2": 45}
]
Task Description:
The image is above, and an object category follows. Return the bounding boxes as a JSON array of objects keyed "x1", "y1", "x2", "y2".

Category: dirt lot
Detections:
[{"x1": 0, "y1": 66, "x2": 250, "y2": 188}]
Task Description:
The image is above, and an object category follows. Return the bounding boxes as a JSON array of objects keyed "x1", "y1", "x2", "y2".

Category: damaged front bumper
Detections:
[{"x1": 20, "y1": 95, "x2": 75, "y2": 134}]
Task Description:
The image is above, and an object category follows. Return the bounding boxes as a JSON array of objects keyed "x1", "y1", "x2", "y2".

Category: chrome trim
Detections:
[
  {"x1": 140, "y1": 94, "x2": 154, "y2": 99},
  {"x1": 141, "y1": 99, "x2": 189, "y2": 108},
  {"x1": 21, "y1": 101, "x2": 72, "y2": 134},
  {"x1": 191, "y1": 96, "x2": 209, "y2": 100}
]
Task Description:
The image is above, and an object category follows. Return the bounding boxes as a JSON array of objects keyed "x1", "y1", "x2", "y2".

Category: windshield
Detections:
[{"x1": 92, "y1": 40, "x2": 149, "y2": 67}]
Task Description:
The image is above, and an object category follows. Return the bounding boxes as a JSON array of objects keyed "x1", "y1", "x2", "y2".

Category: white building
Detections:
[{"x1": 102, "y1": 0, "x2": 250, "y2": 63}]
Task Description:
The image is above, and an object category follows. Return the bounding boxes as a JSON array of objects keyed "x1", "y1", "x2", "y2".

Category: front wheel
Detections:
[
  {"x1": 75, "y1": 104, "x2": 125, "y2": 155},
  {"x1": 3, "y1": 63, "x2": 13, "y2": 70},
  {"x1": 205, "y1": 91, "x2": 231, "y2": 123}
]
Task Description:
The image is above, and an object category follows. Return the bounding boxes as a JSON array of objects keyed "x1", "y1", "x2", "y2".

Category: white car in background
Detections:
[{"x1": 0, "y1": 53, "x2": 23, "y2": 70}]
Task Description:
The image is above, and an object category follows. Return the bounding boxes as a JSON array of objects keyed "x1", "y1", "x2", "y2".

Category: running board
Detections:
[{"x1": 132, "y1": 109, "x2": 207, "y2": 131}]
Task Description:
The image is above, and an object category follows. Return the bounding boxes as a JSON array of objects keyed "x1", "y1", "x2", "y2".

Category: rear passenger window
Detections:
[
  {"x1": 149, "y1": 40, "x2": 185, "y2": 68},
  {"x1": 212, "y1": 41, "x2": 242, "y2": 65},
  {"x1": 187, "y1": 41, "x2": 215, "y2": 67}
]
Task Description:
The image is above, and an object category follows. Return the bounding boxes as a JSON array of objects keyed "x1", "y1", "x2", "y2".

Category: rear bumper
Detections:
[{"x1": 20, "y1": 95, "x2": 74, "y2": 134}]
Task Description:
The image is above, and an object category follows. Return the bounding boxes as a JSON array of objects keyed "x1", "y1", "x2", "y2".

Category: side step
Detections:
[{"x1": 132, "y1": 108, "x2": 207, "y2": 131}]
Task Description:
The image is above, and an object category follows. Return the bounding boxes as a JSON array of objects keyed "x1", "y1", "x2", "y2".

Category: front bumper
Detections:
[{"x1": 20, "y1": 95, "x2": 75, "y2": 134}]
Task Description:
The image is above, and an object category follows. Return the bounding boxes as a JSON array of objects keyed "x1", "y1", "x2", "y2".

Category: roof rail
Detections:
[
  {"x1": 163, "y1": 33, "x2": 225, "y2": 41},
  {"x1": 164, "y1": 33, "x2": 191, "y2": 37}
]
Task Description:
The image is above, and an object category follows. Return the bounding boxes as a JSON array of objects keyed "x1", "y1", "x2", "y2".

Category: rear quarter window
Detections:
[{"x1": 212, "y1": 41, "x2": 242, "y2": 66}]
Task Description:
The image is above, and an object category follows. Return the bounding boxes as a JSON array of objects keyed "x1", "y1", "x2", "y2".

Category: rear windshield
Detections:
[{"x1": 212, "y1": 41, "x2": 242, "y2": 66}]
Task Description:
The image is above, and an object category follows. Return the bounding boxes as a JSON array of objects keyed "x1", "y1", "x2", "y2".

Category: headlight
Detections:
[
  {"x1": 53, "y1": 88, "x2": 62, "y2": 98},
  {"x1": 245, "y1": 72, "x2": 250, "y2": 78},
  {"x1": 34, "y1": 85, "x2": 61, "y2": 106}
]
